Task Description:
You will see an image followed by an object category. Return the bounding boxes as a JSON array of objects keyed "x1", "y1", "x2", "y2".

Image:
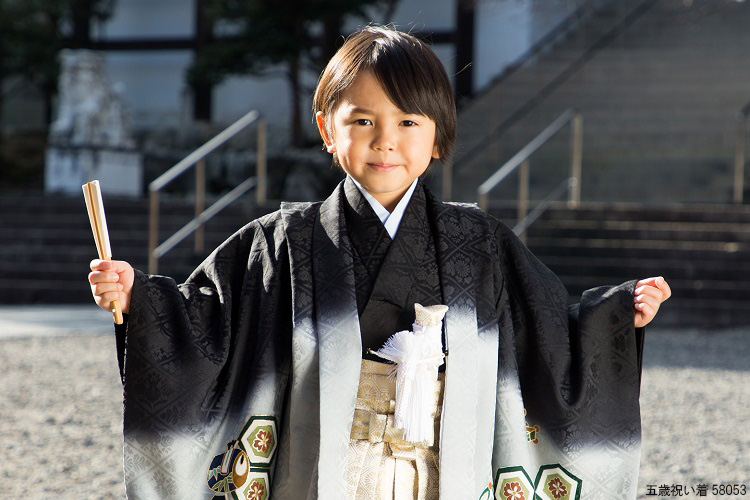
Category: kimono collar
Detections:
[
  {"x1": 347, "y1": 175, "x2": 419, "y2": 239},
  {"x1": 281, "y1": 183, "x2": 500, "y2": 497},
  {"x1": 311, "y1": 182, "x2": 365, "y2": 497}
]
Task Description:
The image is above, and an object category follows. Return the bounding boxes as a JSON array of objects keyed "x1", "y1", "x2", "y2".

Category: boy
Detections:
[{"x1": 90, "y1": 26, "x2": 669, "y2": 499}]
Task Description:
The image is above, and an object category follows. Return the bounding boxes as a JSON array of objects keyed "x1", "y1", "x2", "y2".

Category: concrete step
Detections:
[
  {"x1": 535, "y1": 256, "x2": 750, "y2": 288},
  {"x1": 527, "y1": 221, "x2": 750, "y2": 243},
  {"x1": 456, "y1": 0, "x2": 750, "y2": 207},
  {"x1": 3, "y1": 196, "x2": 750, "y2": 325}
]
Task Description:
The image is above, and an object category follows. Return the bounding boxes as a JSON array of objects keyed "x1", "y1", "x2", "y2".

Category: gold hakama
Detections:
[{"x1": 346, "y1": 359, "x2": 444, "y2": 500}]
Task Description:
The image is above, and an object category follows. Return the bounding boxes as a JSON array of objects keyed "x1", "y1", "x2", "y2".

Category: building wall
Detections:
[
  {"x1": 2, "y1": 0, "x2": 582, "y2": 138},
  {"x1": 100, "y1": 0, "x2": 463, "y2": 139},
  {"x1": 98, "y1": 0, "x2": 194, "y2": 38},
  {"x1": 475, "y1": 0, "x2": 587, "y2": 92}
]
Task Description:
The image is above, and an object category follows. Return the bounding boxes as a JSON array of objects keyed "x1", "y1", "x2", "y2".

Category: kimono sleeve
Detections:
[
  {"x1": 493, "y1": 220, "x2": 643, "y2": 438},
  {"x1": 115, "y1": 215, "x2": 293, "y2": 499}
]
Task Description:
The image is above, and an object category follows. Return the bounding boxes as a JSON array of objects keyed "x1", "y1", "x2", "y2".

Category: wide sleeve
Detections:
[
  {"x1": 116, "y1": 214, "x2": 293, "y2": 499},
  {"x1": 120, "y1": 220, "x2": 259, "y2": 411},
  {"x1": 493, "y1": 220, "x2": 643, "y2": 437}
]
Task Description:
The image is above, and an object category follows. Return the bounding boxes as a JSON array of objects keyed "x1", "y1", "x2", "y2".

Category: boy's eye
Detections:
[
  {"x1": 401, "y1": 120, "x2": 417, "y2": 127},
  {"x1": 354, "y1": 119, "x2": 371, "y2": 125}
]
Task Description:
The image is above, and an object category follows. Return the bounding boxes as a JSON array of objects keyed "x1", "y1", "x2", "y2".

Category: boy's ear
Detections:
[{"x1": 315, "y1": 111, "x2": 336, "y2": 153}]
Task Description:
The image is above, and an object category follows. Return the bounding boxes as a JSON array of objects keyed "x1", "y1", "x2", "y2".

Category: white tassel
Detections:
[{"x1": 370, "y1": 303, "x2": 448, "y2": 443}]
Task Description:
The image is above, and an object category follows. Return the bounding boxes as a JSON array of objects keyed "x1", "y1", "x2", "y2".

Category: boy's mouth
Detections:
[{"x1": 367, "y1": 162, "x2": 398, "y2": 172}]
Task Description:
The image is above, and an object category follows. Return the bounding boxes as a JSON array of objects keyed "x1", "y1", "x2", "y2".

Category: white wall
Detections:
[
  {"x1": 476, "y1": 0, "x2": 533, "y2": 91},
  {"x1": 355, "y1": 0, "x2": 454, "y2": 31},
  {"x1": 475, "y1": 0, "x2": 586, "y2": 92},
  {"x1": 91, "y1": 0, "x2": 580, "y2": 134},
  {"x1": 104, "y1": 51, "x2": 192, "y2": 127},
  {"x1": 99, "y1": 0, "x2": 194, "y2": 37}
]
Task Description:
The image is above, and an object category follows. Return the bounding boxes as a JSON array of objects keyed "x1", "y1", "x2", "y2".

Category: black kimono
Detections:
[{"x1": 116, "y1": 177, "x2": 644, "y2": 499}]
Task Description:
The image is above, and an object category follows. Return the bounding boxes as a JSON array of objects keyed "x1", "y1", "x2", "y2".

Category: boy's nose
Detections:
[{"x1": 372, "y1": 126, "x2": 396, "y2": 151}]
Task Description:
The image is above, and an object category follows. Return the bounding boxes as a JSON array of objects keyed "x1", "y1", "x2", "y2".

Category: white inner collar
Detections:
[{"x1": 349, "y1": 176, "x2": 419, "y2": 239}]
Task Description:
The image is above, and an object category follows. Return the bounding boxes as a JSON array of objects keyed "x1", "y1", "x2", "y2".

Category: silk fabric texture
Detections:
[{"x1": 116, "y1": 178, "x2": 644, "y2": 499}]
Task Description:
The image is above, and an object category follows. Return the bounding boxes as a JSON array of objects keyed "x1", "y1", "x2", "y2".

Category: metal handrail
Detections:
[
  {"x1": 734, "y1": 102, "x2": 750, "y2": 203},
  {"x1": 455, "y1": 0, "x2": 655, "y2": 172},
  {"x1": 513, "y1": 177, "x2": 576, "y2": 238},
  {"x1": 471, "y1": 0, "x2": 598, "y2": 100},
  {"x1": 153, "y1": 177, "x2": 258, "y2": 261},
  {"x1": 478, "y1": 109, "x2": 583, "y2": 243},
  {"x1": 148, "y1": 109, "x2": 267, "y2": 273}
]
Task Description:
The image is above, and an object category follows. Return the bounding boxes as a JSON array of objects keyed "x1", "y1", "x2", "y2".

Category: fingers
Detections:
[
  {"x1": 96, "y1": 290, "x2": 122, "y2": 304},
  {"x1": 634, "y1": 300, "x2": 656, "y2": 328},
  {"x1": 634, "y1": 276, "x2": 670, "y2": 327},
  {"x1": 635, "y1": 300, "x2": 656, "y2": 317},
  {"x1": 635, "y1": 276, "x2": 660, "y2": 288},
  {"x1": 635, "y1": 276, "x2": 671, "y2": 303},
  {"x1": 90, "y1": 259, "x2": 130, "y2": 273},
  {"x1": 634, "y1": 292, "x2": 660, "y2": 312},
  {"x1": 92, "y1": 282, "x2": 124, "y2": 295},
  {"x1": 88, "y1": 270, "x2": 121, "y2": 285},
  {"x1": 89, "y1": 259, "x2": 133, "y2": 288},
  {"x1": 88, "y1": 259, "x2": 133, "y2": 315},
  {"x1": 655, "y1": 276, "x2": 672, "y2": 300}
]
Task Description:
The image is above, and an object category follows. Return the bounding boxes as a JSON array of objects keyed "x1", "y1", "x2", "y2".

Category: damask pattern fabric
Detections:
[
  {"x1": 346, "y1": 359, "x2": 441, "y2": 500},
  {"x1": 115, "y1": 179, "x2": 644, "y2": 499},
  {"x1": 344, "y1": 177, "x2": 444, "y2": 358}
]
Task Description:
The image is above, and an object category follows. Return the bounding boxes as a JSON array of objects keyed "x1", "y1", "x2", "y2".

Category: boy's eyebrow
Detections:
[
  {"x1": 347, "y1": 106, "x2": 374, "y2": 115},
  {"x1": 344, "y1": 105, "x2": 420, "y2": 117}
]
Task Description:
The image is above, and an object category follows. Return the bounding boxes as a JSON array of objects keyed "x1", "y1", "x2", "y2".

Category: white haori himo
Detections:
[{"x1": 370, "y1": 303, "x2": 449, "y2": 443}]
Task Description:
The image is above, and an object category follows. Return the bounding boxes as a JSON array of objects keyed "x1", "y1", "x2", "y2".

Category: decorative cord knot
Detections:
[{"x1": 370, "y1": 303, "x2": 448, "y2": 443}]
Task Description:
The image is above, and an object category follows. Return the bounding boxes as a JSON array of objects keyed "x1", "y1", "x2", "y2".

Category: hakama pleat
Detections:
[{"x1": 346, "y1": 359, "x2": 443, "y2": 500}]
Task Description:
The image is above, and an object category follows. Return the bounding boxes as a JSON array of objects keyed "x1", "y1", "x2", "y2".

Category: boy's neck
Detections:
[
  {"x1": 349, "y1": 177, "x2": 418, "y2": 214},
  {"x1": 348, "y1": 176, "x2": 419, "y2": 239},
  {"x1": 374, "y1": 190, "x2": 407, "y2": 213}
]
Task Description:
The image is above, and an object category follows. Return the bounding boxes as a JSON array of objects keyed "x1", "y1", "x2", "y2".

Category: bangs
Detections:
[
  {"x1": 314, "y1": 26, "x2": 456, "y2": 160},
  {"x1": 368, "y1": 37, "x2": 439, "y2": 120}
]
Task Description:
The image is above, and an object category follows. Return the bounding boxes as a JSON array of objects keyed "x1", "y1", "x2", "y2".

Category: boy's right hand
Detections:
[{"x1": 89, "y1": 259, "x2": 134, "y2": 315}]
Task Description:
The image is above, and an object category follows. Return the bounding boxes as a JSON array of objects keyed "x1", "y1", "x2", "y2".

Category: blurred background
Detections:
[{"x1": 0, "y1": 0, "x2": 748, "y2": 498}]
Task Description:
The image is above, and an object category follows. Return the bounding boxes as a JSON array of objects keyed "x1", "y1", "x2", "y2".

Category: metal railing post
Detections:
[
  {"x1": 734, "y1": 113, "x2": 746, "y2": 204},
  {"x1": 257, "y1": 119, "x2": 267, "y2": 206},
  {"x1": 146, "y1": 109, "x2": 262, "y2": 271},
  {"x1": 569, "y1": 113, "x2": 583, "y2": 208},
  {"x1": 148, "y1": 190, "x2": 159, "y2": 274},
  {"x1": 518, "y1": 159, "x2": 530, "y2": 244},
  {"x1": 478, "y1": 190, "x2": 488, "y2": 211},
  {"x1": 195, "y1": 159, "x2": 206, "y2": 253},
  {"x1": 476, "y1": 109, "x2": 581, "y2": 238},
  {"x1": 442, "y1": 158, "x2": 453, "y2": 201}
]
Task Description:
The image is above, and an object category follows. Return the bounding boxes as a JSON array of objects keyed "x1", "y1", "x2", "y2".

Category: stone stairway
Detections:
[
  {"x1": 0, "y1": 193, "x2": 268, "y2": 305},
  {"x1": 2, "y1": 192, "x2": 749, "y2": 327},
  {"x1": 455, "y1": 0, "x2": 750, "y2": 204},
  {"x1": 489, "y1": 201, "x2": 750, "y2": 327}
]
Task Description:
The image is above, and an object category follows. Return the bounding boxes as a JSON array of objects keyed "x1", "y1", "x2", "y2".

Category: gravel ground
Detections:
[{"x1": 0, "y1": 327, "x2": 747, "y2": 499}]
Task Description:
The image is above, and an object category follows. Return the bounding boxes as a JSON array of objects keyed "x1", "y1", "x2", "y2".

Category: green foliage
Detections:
[
  {"x1": 187, "y1": 0, "x2": 396, "y2": 88},
  {"x1": 0, "y1": 0, "x2": 116, "y2": 87},
  {"x1": 0, "y1": 0, "x2": 115, "y2": 188},
  {"x1": 0, "y1": 1, "x2": 59, "y2": 84}
]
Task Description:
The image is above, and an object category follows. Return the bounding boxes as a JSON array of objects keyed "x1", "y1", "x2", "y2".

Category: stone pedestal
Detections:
[
  {"x1": 45, "y1": 147, "x2": 142, "y2": 196},
  {"x1": 45, "y1": 49, "x2": 143, "y2": 196}
]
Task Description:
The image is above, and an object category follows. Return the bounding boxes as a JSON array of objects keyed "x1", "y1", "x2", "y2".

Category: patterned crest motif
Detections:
[
  {"x1": 494, "y1": 464, "x2": 582, "y2": 500},
  {"x1": 534, "y1": 464, "x2": 582, "y2": 500},
  {"x1": 207, "y1": 416, "x2": 277, "y2": 498},
  {"x1": 238, "y1": 416, "x2": 278, "y2": 466},
  {"x1": 494, "y1": 466, "x2": 535, "y2": 500},
  {"x1": 233, "y1": 469, "x2": 270, "y2": 500}
]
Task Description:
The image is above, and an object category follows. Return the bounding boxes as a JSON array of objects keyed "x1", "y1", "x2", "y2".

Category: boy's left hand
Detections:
[{"x1": 634, "y1": 276, "x2": 671, "y2": 328}]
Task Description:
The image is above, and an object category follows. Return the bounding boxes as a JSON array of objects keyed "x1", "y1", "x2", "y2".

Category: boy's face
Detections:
[{"x1": 316, "y1": 71, "x2": 439, "y2": 211}]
